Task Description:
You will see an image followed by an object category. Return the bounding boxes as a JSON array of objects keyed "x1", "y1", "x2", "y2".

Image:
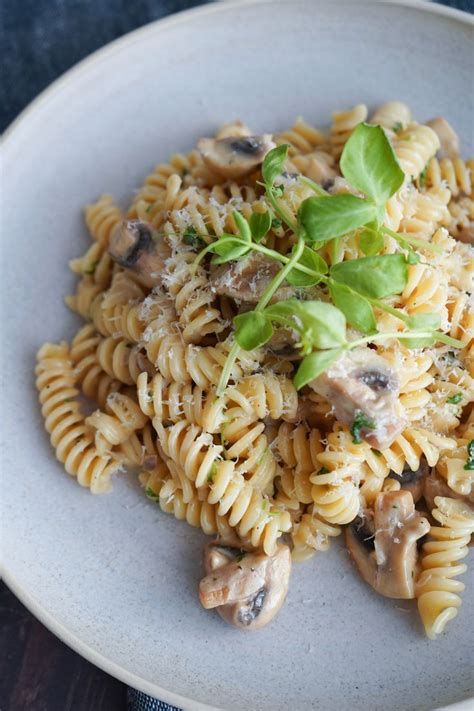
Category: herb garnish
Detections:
[
  {"x1": 145, "y1": 487, "x2": 160, "y2": 501},
  {"x1": 464, "y1": 440, "x2": 474, "y2": 471},
  {"x1": 191, "y1": 124, "x2": 465, "y2": 396},
  {"x1": 350, "y1": 411, "x2": 376, "y2": 444},
  {"x1": 183, "y1": 226, "x2": 206, "y2": 250},
  {"x1": 447, "y1": 393, "x2": 463, "y2": 405}
]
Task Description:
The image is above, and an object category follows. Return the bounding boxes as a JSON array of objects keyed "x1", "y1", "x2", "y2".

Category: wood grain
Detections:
[{"x1": 0, "y1": 582, "x2": 126, "y2": 711}]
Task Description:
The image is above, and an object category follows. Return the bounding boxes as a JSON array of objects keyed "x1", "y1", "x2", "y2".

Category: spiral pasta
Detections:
[
  {"x1": 330, "y1": 104, "x2": 368, "y2": 159},
  {"x1": 416, "y1": 497, "x2": 474, "y2": 639},
  {"x1": 36, "y1": 343, "x2": 119, "y2": 492},
  {"x1": 394, "y1": 123, "x2": 440, "y2": 181}
]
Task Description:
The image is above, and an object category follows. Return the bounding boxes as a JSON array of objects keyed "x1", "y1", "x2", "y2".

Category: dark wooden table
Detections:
[{"x1": 0, "y1": 582, "x2": 127, "y2": 710}]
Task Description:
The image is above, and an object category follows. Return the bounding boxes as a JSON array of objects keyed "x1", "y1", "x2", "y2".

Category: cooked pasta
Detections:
[{"x1": 36, "y1": 101, "x2": 474, "y2": 634}]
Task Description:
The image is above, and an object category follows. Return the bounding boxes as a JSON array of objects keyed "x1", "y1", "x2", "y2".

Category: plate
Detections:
[{"x1": 2, "y1": 1, "x2": 473, "y2": 709}]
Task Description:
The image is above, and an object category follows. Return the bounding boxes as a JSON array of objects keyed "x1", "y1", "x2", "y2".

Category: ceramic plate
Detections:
[{"x1": 2, "y1": 1, "x2": 473, "y2": 709}]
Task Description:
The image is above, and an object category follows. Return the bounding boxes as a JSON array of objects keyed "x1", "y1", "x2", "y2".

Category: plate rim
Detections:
[{"x1": 2, "y1": 1, "x2": 473, "y2": 709}]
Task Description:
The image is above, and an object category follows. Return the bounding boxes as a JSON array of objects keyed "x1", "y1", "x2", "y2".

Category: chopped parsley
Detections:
[
  {"x1": 271, "y1": 217, "x2": 282, "y2": 230},
  {"x1": 83, "y1": 260, "x2": 99, "y2": 276},
  {"x1": 392, "y1": 121, "x2": 403, "y2": 133},
  {"x1": 145, "y1": 487, "x2": 160, "y2": 501},
  {"x1": 464, "y1": 440, "x2": 474, "y2": 471},
  {"x1": 207, "y1": 462, "x2": 217, "y2": 482},
  {"x1": 350, "y1": 410, "x2": 376, "y2": 444},
  {"x1": 318, "y1": 466, "x2": 329, "y2": 475},
  {"x1": 418, "y1": 162, "x2": 429, "y2": 189},
  {"x1": 447, "y1": 393, "x2": 463, "y2": 405},
  {"x1": 183, "y1": 226, "x2": 205, "y2": 250}
]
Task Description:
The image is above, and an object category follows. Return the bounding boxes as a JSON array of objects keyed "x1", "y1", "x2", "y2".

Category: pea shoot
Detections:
[{"x1": 191, "y1": 124, "x2": 466, "y2": 397}]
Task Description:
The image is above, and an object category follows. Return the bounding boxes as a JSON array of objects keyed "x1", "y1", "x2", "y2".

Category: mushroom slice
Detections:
[
  {"x1": 423, "y1": 468, "x2": 474, "y2": 512},
  {"x1": 346, "y1": 490, "x2": 430, "y2": 599},
  {"x1": 210, "y1": 252, "x2": 295, "y2": 304},
  {"x1": 108, "y1": 220, "x2": 171, "y2": 289},
  {"x1": 308, "y1": 348, "x2": 406, "y2": 450},
  {"x1": 426, "y1": 117, "x2": 460, "y2": 159},
  {"x1": 199, "y1": 542, "x2": 291, "y2": 630},
  {"x1": 387, "y1": 458, "x2": 429, "y2": 503},
  {"x1": 198, "y1": 135, "x2": 276, "y2": 179}
]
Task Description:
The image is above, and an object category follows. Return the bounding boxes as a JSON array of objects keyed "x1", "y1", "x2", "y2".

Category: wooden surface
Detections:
[{"x1": 0, "y1": 582, "x2": 127, "y2": 711}]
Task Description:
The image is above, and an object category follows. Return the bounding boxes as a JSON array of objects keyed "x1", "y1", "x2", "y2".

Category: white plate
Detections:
[{"x1": 2, "y1": 1, "x2": 473, "y2": 709}]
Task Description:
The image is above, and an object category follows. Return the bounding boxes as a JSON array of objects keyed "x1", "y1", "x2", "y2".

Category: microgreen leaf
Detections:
[
  {"x1": 265, "y1": 299, "x2": 347, "y2": 353},
  {"x1": 329, "y1": 254, "x2": 408, "y2": 298},
  {"x1": 262, "y1": 145, "x2": 289, "y2": 187},
  {"x1": 232, "y1": 211, "x2": 252, "y2": 242},
  {"x1": 329, "y1": 281, "x2": 377, "y2": 334},
  {"x1": 359, "y1": 223, "x2": 384, "y2": 256},
  {"x1": 340, "y1": 123, "x2": 405, "y2": 204},
  {"x1": 211, "y1": 235, "x2": 251, "y2": 265},
  {"x1": 249, "y1": 210, "x2": 272, "y2": 243},
  {"x1": 234, "y1": 311, "x2": 273, "y2": 350},
  {"x1": 299, "y1": 194, "x2": 377, "y2": 244},
  {"x1": 405, "y1": 313, "x2": 441, "y2": 331},
  {"x1": 286, "y1": 246, "x2": 328, "y2": 287},
  {"x1": 400, "y1": 334, "x2": 437, "y2": 349},
  {"x1": 293, "y1": 349, "x2": 343, "y2": 390}
]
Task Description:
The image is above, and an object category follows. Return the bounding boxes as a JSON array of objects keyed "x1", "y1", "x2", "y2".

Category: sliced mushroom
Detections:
[
  {"x1": 423, "y1": 468, "x2": 474, "y2": 512},
  {"x1": 387, "y1": 458, "x2": 428, "y2": 503},
  {"x1": 455, "y1": 224, "x2": 474, "y2": 246},
  {"x1": 198, "y1": 135, "x2": 276, "y2": 179},
  {"x1": 346, "y1": 490, "x2": 430, "y2": 599},
  {"x1": 108, "y1": 220, "x2": 171, "y2": 288},
  {"x1": 210, "y1": 252, "x2": 295, "y2": 304},
  {"x1": 215, "y1": 121, "x2": 252, "y2": 140},
  {"x1": 199, "y1": 542, "x2": 291, "y2": 630},
  {"x1": 426, "y1": 117, "x2": 460, "y2": 159},
  {"x1": 308, "y1": 348, "x2": 406, "y2": 450}
]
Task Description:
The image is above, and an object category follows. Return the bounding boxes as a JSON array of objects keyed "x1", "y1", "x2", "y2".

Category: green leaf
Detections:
[
  {"x1": 299, "y1": 194, "x2": 377, "y2": 244},
  {"x1": 401, "y1": 334, "x2": 437, "y2": 349},
  {"x1": 329, "y1": 254, "x2": 408, "y2": 298},
  {"x1": 262, "y1": 145, "x2": 289, "y2": 187},
  {"x1": 340, "y1": 123, "x2": 405, "y2": 204},
  {"x1": 249, "y1": 210, "x2": 272, "y2": 243},
  {"x1": 447, "y1": 393, "x2": 463, "y2": 405},
  {"x1": 265, "y1": 299, "x2": 347, "y2": 353},
  {"x1": 329, "y1": 281, "x2": 377, "y2": 334},
  {"x1": 405, "y1": 313, "x2": 441, "y2": 331},
  {"x1": 234, "y1": 311, "x2": 273, "y2": 350},
  {"x1": 286, "y1": 246, "x2": 328, "y2": 287},
  {"x1": 359, "y1": 223, "x2": 384, "y2": 256},
  {"x1": 232, "y1": 211, "x2": 252, "y2": 242},
  {"x1": 293, "y1": 349, "x2": 342, "y2": 390},
  {"x1": 211, "y1": 235, "x2": 251, "y2": 265}
]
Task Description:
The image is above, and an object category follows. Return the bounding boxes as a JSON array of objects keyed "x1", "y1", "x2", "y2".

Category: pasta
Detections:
[{"x1": 36, "y1": 101, "x2": 474, "y2": 635}]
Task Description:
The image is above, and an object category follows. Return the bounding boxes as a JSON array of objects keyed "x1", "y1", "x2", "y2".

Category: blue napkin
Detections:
[{"x1": 125, "y1": 0, "x2": 471, "y2": 708}]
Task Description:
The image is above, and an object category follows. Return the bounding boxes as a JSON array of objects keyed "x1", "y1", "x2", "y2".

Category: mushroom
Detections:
[
  {"x1": 199, "y1": 542, "x2": 291, "y2": 630},
  {"x1": 345, "y1": 490, "x2": 430, "y2": 599},
  {"x1": 308, "y1": 348, "x2": 406, "y2": 450},
  {"x1": 423, "y1": 468, "x2": 474, "y2": 512},
  {"x1": 387, "y1": 458, "x2": 429, "y2": 503},
  {"x1": 198, "y1": 135, "x2": 276, "y2": 179},
  {"x1": 210, "y1": 252, "x2": 295, "y2": 304},
  {"x1": 108, "y1": 220, "x2": 171, "y2": 288},
  {"x1": 426, "y1": 117, "x2": 460, "y2": 159}
]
